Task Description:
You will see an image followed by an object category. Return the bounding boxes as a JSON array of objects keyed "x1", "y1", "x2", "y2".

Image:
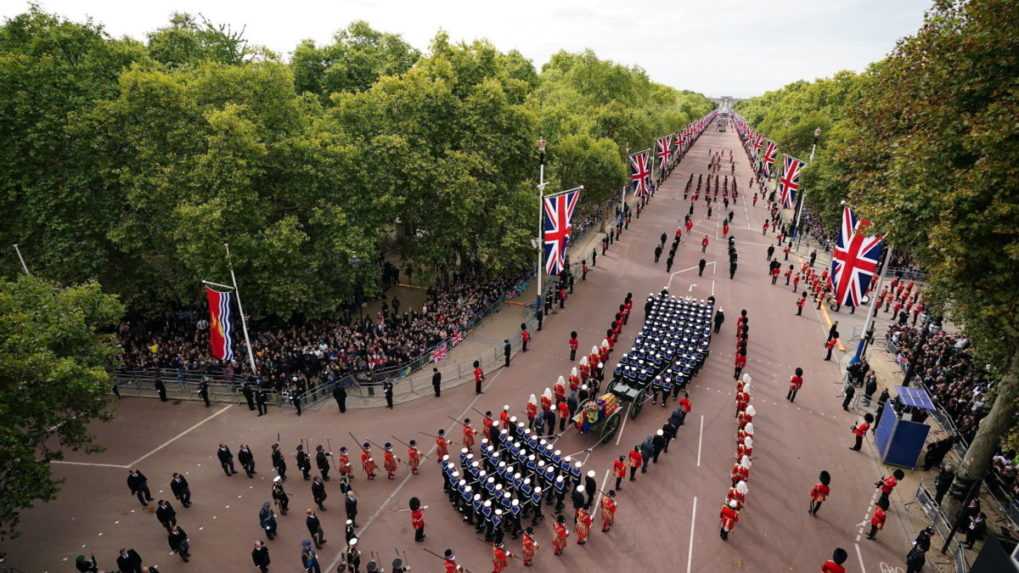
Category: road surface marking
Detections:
[
  {"x1": 855, "y1": 543, "x2": 868, "y2": 573},
  {"x1": 326, "y1": 369, "x2": 505, "y2": 572},
  {"x1": 128, "y1": 405, "x2": 233, "y2": 467},
  {"x1": 711, "y1": 279, "x2": 716, "y2": 296},
  {"x1": 614, "y1": 404, "x2": 632, "y2": 446},
  {"x1": 51, "y1": 460, "x2": 129, "y2": 469},
  {"x1": 697, "y1": 415, "x2": 704, "y2": 467},
  {"x1": 591, "y1": 469, "x2": 612, "y2": 522},
  {"x1": 687, "y1": 496, "x2": 698, "y2": 573}
]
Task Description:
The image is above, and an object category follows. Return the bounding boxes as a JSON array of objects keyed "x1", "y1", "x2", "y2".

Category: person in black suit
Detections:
[
  {"x1": 115, "y1": 548, "x2": 143, "y2": 573},
  {"x1": 217, "y1": 444, "x2": 237, "y2": 476},
  {"x1": 432, "y1": 368, "x2": 442, "y2": 398},
  {"x1": 167, "y1": 525, "x2": 190, "y2": 561},
  {"x1": 333, "y1": 382, "x2": 347, "y2": 413},
  {"x1": 251, "y1": 540, "x2": 271, "y2": 573},
  {"x1": 170, "y1": 473, "x2": 191, "y2": 507},
  {"x1": 126, "y1": 470, "x2": 152, "y2": 506},
  {"x1": 238, "y1": 444, "x2": 256, "y2": 478}
]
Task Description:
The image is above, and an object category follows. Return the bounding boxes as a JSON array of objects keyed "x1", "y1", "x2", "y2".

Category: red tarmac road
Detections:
[{"x1": 8, "y1": 127, "x2": 915, "y2": 573}]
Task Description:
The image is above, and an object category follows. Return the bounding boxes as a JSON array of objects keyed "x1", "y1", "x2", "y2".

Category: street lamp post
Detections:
[{"x1": 793, "y1": 127, "x2": 822, "y2": 250}]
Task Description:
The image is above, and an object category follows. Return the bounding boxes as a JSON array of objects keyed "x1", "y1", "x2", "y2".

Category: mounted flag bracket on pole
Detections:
[{"x1": 542, "y1": 186, "x2": 583, "y2": 276}]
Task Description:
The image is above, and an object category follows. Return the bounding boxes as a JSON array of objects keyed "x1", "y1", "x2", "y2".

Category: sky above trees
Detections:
[{"x1": 3, "y1": 0, "x2": 932, "y2": 97}]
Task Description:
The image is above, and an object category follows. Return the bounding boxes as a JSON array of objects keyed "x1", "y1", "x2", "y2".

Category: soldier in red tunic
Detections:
[
  {"x1": 435, "y1": 429, "x2": 450, "y2": 461},
  {"x1": 409, "y1": 496, "x2": 426, "y2": 542},
  {"x1": 443, "y1": 548, "x2": 463, "y2": 573},
  {"x1": 492, "y1": 542, "x2": 511, "y2": 573},
  {"x1": 500, "y1": 405, "x2": 511, "y2": 426},
  {"x1": 526, "y1": 394, "x2": 538, "y2": 431},
  {"x1": 520, "y1": 323, "x2": 530, "y2": 352},
  {"x1": 383, "y1": 443, "x2": 399, "y2": 480},
  {"x1": 552, "y1": 514, "x2": 569, "y2": 555},
  {"x1": 360, "y1": 443, "x2": 377, "y2": 480},
  {"x1": 575, "y1": 507, "x2": 593, "y2": 545},
  {"x1": 406, "y1": 440, "x2": 421, "y2": 475},
  {"x1": 600, "y1": 490, "x2": 617, "y2": 532},
  {"x1": 462, "y1": 419, "x2": 476, "y2": 451},
  {"x1": 568, "y1": 331, "x2": 579, "y2": 361},
  {"x1": 821, "y1": 548, "x2": 849, "y2": 573},
  {"x1": 474, "y1": 361, "x2": 485, "y2": 394},
  {"x1": 719, "y1": 499, "x2": 740, "y2": 540},
  {"x1": 809, "y1": 470, "x2": 831, "y2": 516},
  {"x1": 787, "y1": 367, "x2": 804, "y2": 402},
  {"x1": 338, "y1": 446, "x2": 353, "y2": 480},
  {"x1": 521, "y1": 527, "x2": 538, "y2": 566}
]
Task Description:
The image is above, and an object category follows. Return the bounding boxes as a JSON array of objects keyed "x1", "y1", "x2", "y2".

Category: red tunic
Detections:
[
  {"x1": 628, "y1": 450, "x2": 642, "y2": 469},
  {"x1": 436, "y1": 437, "x2": 448, "y2": 459},
  {"x1": 613, "y1": 459, "x2": 626, "y2": 478},
  {"x1": 553, "y1": 522, "x2": 568, "y2": 554},
  {"x1": 720, "y1": 505, "x2": 740, "y2": 531},
  {"x1": 462, "y1": 425, "x2": 476, "y2": 449},
  {"x1": 575, "y1": 509, "x2": 592, "y2": 543},
  {"x1": 522, "y1": 533, "x2": 537, "y2": 563},
  {"x1": 601, "y1": 496, "x2": 617, "y2": 530},
  {"x1": 789, "y1": 375, "x2": 803, "y2": 390},
  {"x1": 810, "y1": 483, "x2": 830, "y2": 502},
  {"x1": 526, "y1": 402, "x2": 538, "y2": 421},
  {"x1": 821, "y1": 560, "x2": 846, "y2": 573},
  {"x1": 492, "y1": 546, "x2": 509, "y2": 573},
  {"x1": 500, "y1": 410, "x2": 511, "y2": 426},
  {"x1": 679, "y1": 397, "x2": 692, "y2": 413},
  {"x1": 411, "y1": 508, "x2": 424, "y2": 530},
  {"x1": 407, "y1": 448, "x2": 421, "y2": 473},
  {"x1": 384, "y1": 451, "x2": 398, "y2": 475},
  {"x1": 338, "y1": 453, "x2": 352, "y2": 476}
]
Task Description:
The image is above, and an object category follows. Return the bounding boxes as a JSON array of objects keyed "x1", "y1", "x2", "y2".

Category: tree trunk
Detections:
[{"x1": 942, "y1": 351, "x2": 1019, "y2": 518}]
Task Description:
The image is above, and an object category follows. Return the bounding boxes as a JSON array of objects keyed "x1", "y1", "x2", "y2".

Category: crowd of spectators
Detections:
[
  {"x1": 885, "y1": 324, "x2": 1019, "y2": 500},
  {"x1": 797, "y1": 209, "x2": 834, "y2": 251},
  {"x1": 118, "y1": 270, "x2": 530, "y2": 393}
]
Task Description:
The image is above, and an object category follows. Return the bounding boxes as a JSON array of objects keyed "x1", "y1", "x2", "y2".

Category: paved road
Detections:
[{"x1": 8, "y1": 126, "x2": 915, "y2": 573}]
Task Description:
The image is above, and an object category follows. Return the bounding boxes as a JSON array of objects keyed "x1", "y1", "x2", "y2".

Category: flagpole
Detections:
[
  {"x1": 854, "y1": 244, "x2": 893, "y2": 362},
  {"x1": 794, "y1": 128, "x2": 821, "y2": 250},
  {"x1": 536, "y1": 138, "x2": 547, "y2": 314},
  {"x1": 224, "y1": 243, "x2": 258, "y2": 375},
  {"x1": 12, "y1": 244, "x2": 30, "y2": 276}
]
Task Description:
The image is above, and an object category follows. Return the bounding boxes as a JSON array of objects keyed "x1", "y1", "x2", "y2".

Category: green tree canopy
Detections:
[{"x1": 0, "y1": 275, "x2": 124, "y2": 540}]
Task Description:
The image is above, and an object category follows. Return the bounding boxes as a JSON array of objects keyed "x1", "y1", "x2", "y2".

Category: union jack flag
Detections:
[
  {"x1": 656, "y1": 135, "x2": 672, "y2": 167},
  {"x1": 778, "y1": 155, "x2": 805, "y2": 209},
  {"x1": 629, "y1": 151, "x2": 651, "y2": 196},
  {"x1": 451, "y1": 330, "x2": 464, "y2": 347},
  {"x1": 542, "y1": 187, "x2": 582, "y2": 276},
  {"x1": 762, "y1": 140, "x2": 777, "y2": 170},
  {"x1": 830, "y1": 206, "x2": 884, "y2": 307},
  {"x1": 431, "y1": 341, "x2": 449, "y2": 363},
  {"x1": 752, "y1": 134, "x2": 764, "y2": 155}
]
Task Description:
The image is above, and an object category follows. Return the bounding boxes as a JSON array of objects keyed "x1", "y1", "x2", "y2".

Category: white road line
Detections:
[
  {"x1": 326, "y1": 369, "x2": 505, "y2": 572},
  {"x1": 590, "y1": 469, "x2": 612, "y2": 523},
  {"x1": 711, "y1": 279, "x2": 716, "y2": 296},
  {"x1": 614, "y1": 404, "x2": 632, "y2": 446},
  {"x1": 686, "y1": 496, "x2": 698, "y2": 573},
  {"x1": 51, "y1": 460, "x2": 129, "y2": 469},
  {"x1": 697, "y1": 415, "x2": 704, "y2": 467},
  {"x1": 855, "y1": 542, "x2": 867, "y2": 573},
  {"x1": 128, "y1": 405, "x2": 233, "y2": 467}
]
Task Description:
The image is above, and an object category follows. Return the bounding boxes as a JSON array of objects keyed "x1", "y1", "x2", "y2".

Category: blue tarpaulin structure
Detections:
[
  {"x1": 896, "y1": 386, "x2": 936, "y2": 411},
  {"x1": 874, "y1": 386, "x2": 933, "y2": 468}
]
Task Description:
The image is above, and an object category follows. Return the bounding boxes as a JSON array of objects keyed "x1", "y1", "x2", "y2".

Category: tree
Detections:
[
  {"x1": 147, "y1": 12, "x2": 249, "y2": 67},
  {"x1": 0, "y1": 7, "x2": 147, "y2": 281},
  {"x1": 837, "y1": 0, "x2": 1019, "y2": 517},
  {"x1": 0, "y1": 275, "x2": 124, "y2": 539},
  {"x1": 292, "y1": 21, "x2": 419, "y2": 97}
]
